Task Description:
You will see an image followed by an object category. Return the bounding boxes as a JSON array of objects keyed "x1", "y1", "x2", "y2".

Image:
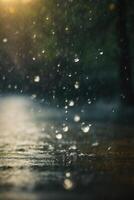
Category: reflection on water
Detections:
[
  {"x1": 0, "y1": 96, "x2": 41, "y2": 145},
  {"x1": 0, "y1": 96, "x2": 76, "y2": 199},
  {"x1": 0, "y1": 96, "x2": 43, "y2": 199},
  {"x1": 0, "y1": 95, "x2": 134, "y2": 200}
]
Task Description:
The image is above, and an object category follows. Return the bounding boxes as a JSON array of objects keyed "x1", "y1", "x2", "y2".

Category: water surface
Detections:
[{"x1": 0, "y1": 96, "x2": 134, "y2": 200}]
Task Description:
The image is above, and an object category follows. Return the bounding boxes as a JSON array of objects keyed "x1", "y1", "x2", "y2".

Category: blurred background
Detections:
[
  {"x1": 0, "y1": 0, "x2": 133, "y2": 105},
  {"x1": 0, "y1": 1, "x2": 134, "y2": 200}
]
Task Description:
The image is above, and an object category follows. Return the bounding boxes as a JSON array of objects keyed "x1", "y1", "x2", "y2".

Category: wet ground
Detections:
[{"x1": 0, "y1": 96, "x2": 134, "y2": 200}]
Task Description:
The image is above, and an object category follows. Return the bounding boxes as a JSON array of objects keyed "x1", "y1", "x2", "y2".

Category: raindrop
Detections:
[
  {"x1": 92, "y1": 142, "x2": 99, "y2": 147},
  {"x1": 74, "y1": 58, "x2": 80, "y2": 63},
  {"x1": 74, "y1": 81, "x2": 79, "y2": 89},
  {"x1": 34, "y1": 76, "x2": 40, "y2": 83},
  {"x1": 107, "y1": 146, "x2": 112, "y2": 151},
  {"x1": 42, "y1": 50, "x2": 45, "y2": 54},
  {"x1": 69, "y1": 145, "x2": 77, "y2": 150},
  {"x1": 65, "y1": 172, "x2": 71, "y2": 178},
  {"x1": 68, "y1": 73, "x2": 72, "y2": 78},
  {"x1": 74, "y1": 115, "x2": 80, "y2": 122},
  {"x1": 63, "y1": 179, "x2": 74, "y2": 190},
  {"x1": 69, "y1": 100, "x2": 75, "y2": 107},
  {"x1": 63, "y1": 126, "x2": 69, "y2": 132},
  {"x1": 3, "y1": 38, "x2": 8, "y2": 43},
  {"x1": 88, "y1": 99, "x2": 92, "y2": 104},
  {"x1": 81, "y1": 124, "x2": 91, "y2": 133},
  {"x1": 65, "y1": 27, "x2": 69, "y2": 31},
  {"x1": 31, "y1": 94, "x2": 37, "y2": 99},
  {"x1": 56, "y1": 134, "x2": 63, "y2": 140},
  {"x1": 65, "y1": 106, "x2": 68, "y2": 110},
  {"x1": 99, "y1": 51, "x2": 104, "y2": 55}
]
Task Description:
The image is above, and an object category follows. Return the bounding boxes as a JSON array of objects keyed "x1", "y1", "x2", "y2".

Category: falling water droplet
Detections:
[
  {"x1": 34, "y1": 76, "x2": 40, "y2": 83},
  {"x1": 63, "y1": 126, "x2": 69, "y2": 132},
  {"x1": 74, "y1": 115, "x2": 80, "y2": 122},
  {"x1": 81, "y1": 124, "x2": 91, "y2": 133},
  {"x1": 63, "y1": 179, "x2": 74, "y2": 190},
  {"x1": 69, "y1": 100, "x2": 75, "y2": 107},
  {"x1": 56, "y1": 133, "x2": 63, "y2": 140}
]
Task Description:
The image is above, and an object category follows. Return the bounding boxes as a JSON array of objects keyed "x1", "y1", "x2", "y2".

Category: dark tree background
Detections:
[{"x1": 117, "y1": 0, "x2": 134, "y2": 104}]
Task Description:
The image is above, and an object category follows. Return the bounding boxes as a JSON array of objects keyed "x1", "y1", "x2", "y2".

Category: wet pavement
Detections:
[{"x1": 0, "y1": 96, "x2": 134, "y2": 200}]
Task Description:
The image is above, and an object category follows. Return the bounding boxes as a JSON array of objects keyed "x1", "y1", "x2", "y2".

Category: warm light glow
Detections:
[
  {"x1": 1, "y1": 0, "x2": 16, "y2": 2},
  {"x1": 0, "y1": 0, "x2": 34, "y2": 14},
  {"x1": 1, "y1": 0, "x2": 32, "y2": 4}
]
